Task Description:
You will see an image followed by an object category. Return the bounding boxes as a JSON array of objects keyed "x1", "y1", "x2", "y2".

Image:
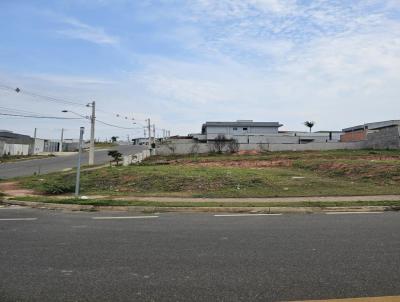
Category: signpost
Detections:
[{"x1": 75, "y1": 127, "x2": 84, "y2": 197}]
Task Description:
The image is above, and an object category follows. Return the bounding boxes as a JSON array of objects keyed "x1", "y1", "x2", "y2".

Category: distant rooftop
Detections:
[{"x1": 203, "y1": 121, "x2": 283, "y2": 127}]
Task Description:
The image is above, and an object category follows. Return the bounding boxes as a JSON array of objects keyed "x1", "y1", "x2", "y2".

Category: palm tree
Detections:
[{"x1": 304, "y1": 121, "x2": 315, "y2": 133}]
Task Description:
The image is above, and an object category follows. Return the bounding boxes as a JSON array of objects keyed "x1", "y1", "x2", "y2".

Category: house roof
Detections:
[
  {"x1": 0, "y1": 131, "x2": 33, "y2": 144},
  {"x1": 203, "y1": 121, "x2": 283, "y2": 128},
  {"x1": 342, "y1": 120, "x2": 400, "y2": 132}
]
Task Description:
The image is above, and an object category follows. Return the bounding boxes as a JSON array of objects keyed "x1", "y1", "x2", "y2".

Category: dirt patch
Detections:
[
  {"x1": 182, "y1": 160, "x2": 292, "y2": 168},
  {"x1": 315, "y1": 162, "x2": 400, "y2": 181},
  {"x1": 0, "y1": 182, "x2": 37, "y2": 197},
  {"x1": 236, "y1": 150, "x2": 262, "y2": 155},
  {"x1": 353, "y1": 155, "x2": 400, "y2": 161}
]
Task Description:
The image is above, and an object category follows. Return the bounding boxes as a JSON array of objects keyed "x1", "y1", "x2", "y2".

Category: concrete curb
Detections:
[{"x1": 2, "y1": 199, "x2": 400, "y2": 214}]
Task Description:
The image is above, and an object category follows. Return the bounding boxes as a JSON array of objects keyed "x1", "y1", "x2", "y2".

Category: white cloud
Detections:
[
  {"x1": 57, "y1": 17, "x2": 119, "y2": 45},
  {"x1": 3, "y1": 0, "x2": 400, "y2": 137}
]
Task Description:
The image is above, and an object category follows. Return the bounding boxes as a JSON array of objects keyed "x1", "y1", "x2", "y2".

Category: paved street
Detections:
[
  {"x1": 0, "y1": 145, "x2": 145, "y2": 179},
  {"x1": 0, "y1": 207, "x2": 399, "y2": 302}
]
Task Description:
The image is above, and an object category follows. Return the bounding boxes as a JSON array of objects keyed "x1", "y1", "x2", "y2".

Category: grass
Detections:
[
  {"x1": 94, "y1": 142, "x2": 118, "y2": 148},
  {"x1": 15, "y1": 149, "x2": 400, "y2": 198},
  {"x1": 10, "y1": 196, "x2": 400, "y2": 208},
  {"x1": 0, "y1": 154, "x2": 55, "y2": 163}
]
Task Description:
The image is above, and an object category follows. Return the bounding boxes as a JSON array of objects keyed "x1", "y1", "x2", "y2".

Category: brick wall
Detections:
[{"x1": 340, "y1": 130, "x2": 367, "y2": 142}]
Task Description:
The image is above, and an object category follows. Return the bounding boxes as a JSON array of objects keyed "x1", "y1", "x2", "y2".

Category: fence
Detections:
[{"x1": 122, "y1": 149, "x2": 152, "y2": 166}]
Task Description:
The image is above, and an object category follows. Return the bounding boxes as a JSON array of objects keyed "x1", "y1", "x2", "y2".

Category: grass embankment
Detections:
[
  {"x1": 11, "y1": 196, "x2": 400, "y2": 208},
  {"x1": 16, "y1": 149, "x2": 400, "y2": 198}
]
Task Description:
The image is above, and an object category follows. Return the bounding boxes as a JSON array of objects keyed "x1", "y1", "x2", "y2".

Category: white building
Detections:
[{"x1": 197, "y1": 120, "x2": 282, "y2": 141}]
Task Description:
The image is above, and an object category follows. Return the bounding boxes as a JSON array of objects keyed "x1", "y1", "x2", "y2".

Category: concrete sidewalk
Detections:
[{"x1": 103, "y1": 195, "x2": 400, "y2": 203}]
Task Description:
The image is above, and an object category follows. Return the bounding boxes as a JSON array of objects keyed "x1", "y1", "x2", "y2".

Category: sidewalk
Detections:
[{"x1": 103, "y1": 195, "x2": 400, "y2": 203}]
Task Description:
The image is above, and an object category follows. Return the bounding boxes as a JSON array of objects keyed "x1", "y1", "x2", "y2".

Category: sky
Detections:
[{"x1": 0, "y1": 0, "x2": 399, "y2": 140}]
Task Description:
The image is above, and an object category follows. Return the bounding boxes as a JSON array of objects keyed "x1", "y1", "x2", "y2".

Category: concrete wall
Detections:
[
  {"x1": 0, "y1": 142, "x2": 30, "y2": 156},
  {"x1": 205, "y1": 133, "x2": 338, "y2": 144},
  {"x1": 365, "y1": 126, "x2": 400, "y2": 149},
  {"x1": 265, "y1": 141, "x2": 366, "y2": 151},
  {"x1": 156, "y1": 127, "x2": 400, "y2": 156},
  {"x1": 33, "y1": 139, "x2": 45, "y2": 154},
  {"x1": 156, "y1": 139, "x2": 367, "y2": 155},
  {"x1": 123, "y1": 149, "x2": 152, "y2": 166},
  {"x1": 157, "y1": 139, "x2": 212, "y2": 155}
]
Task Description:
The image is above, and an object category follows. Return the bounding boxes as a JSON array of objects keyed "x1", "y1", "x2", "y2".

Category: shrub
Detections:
[
  {"x1": 213, "y1": 135, "x2": 228, "y2": 153},
  {"x1": 41, "y1": 181, "x2": 75, "y2": 195},
  {"x1": 108, "y1": 150, "x2": 123, "y2": 165},
  {"x1": 227, "y1": 139, "x2": 239, "y2": 153}
]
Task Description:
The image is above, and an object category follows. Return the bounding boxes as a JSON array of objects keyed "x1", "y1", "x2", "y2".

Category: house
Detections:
[
  {"x1": 132, "y1": 137, "x2": 150, "y2": 145},
  {"x1": 199, "y1": 120, "x2": 283, "y2": 142},
  {"x1": 193, "y1": 121, "x2": 341, "y2": 144}
]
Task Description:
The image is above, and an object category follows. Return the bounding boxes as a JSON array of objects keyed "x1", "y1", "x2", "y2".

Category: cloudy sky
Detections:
[{"x1": 0, "y1": 0, "x2": 399, "y2": 140}]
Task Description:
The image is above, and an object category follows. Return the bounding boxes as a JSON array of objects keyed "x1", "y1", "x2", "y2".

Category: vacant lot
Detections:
[{"x1": 13, "y1": 149, "x2": 400, "y2": 198}]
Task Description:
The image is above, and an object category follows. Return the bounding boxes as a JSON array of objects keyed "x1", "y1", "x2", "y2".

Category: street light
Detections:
[
  {"x1": 86, "y1": 102, "x2": 96, "y2": 166},
  {"x1": 62, "y1": 107, "x2": 95, "y2": 166},
  {"x1": 75, "y1": 127, "x2": 85, "y2": 197},
  {"x1": 61, "y1": 110, "x2": 88, "y2": 119}
]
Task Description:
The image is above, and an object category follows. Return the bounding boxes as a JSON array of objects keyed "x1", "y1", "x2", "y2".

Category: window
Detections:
[
  {"x1": 243, "y1": 127, "x2": 248, "y2": 130},
  {"x1": 233, "y1": 127, "x2": 238, "y2": 130}
]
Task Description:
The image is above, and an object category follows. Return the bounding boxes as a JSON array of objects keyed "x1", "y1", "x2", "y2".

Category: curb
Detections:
[{"x1": 2, "y1": 199, "x2": 400, "y2": 214}]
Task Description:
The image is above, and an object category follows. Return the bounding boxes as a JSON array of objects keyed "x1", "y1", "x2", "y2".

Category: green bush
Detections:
[{"x1": 41, "y1": 181, "x2": 75, "y2": 195}]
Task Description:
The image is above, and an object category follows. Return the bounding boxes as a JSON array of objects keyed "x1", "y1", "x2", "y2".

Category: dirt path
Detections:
[{"x1": 0, "y1": 182, "x2": 37, "y2": 197}]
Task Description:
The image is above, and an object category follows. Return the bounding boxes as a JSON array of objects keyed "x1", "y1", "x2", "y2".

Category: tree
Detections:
[
  {"x1": 304, "y1": 121, "x2": 315, "y2": 133},
  {"x1": 111, "y1": 136, "x2": 119, "y2": 143},
  {"x1": 227, "y1": 139, "x2": 239, "y2": 153},
  {"x1": 213, "y1": 134, "x2": 228, "y2": 153},
  {"x1": 108, "y1": 150, "x2": 123, "y2": 165}
]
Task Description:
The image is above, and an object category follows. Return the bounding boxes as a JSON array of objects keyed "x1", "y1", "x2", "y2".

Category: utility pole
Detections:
[
  {"x1": 88, "y1": 101, "x2": 96, "y2": 166},
  {"x1": 147, "y1": 118, "x2": 151, "y2": 148},
  {"x1": 152, "y1": 124, "x2": 156, "y2": 144},
  {"x1": 33, "y1": 128, "x2": 37, "y2": 154},
  {"x1": 59, "y1": 128, "x2": 64, "y2": 152},
  {"x1": 75, "y1": 127, "x2": 84, "y2": 197}
]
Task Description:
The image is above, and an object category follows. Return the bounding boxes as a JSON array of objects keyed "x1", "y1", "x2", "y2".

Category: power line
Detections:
[
  {"x1": 0, "y1": 112, "x2": 83, "y2": 120},
  {"x1": 0, "y1": 83, "x2": 169, "y2": 133},
  {"x1": 95, "y1": 118, "x2": 146, "y2": 130},
  {"x1": 0, "y1": 105, "x2": 53, "y2": 116},
  {"x1": 0, "y1": 84, "x2": 87, "y2": 107}
]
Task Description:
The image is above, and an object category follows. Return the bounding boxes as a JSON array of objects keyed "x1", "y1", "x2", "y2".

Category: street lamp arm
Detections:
[{"x1": 62, "y1": 110, "x2": 89, "y2": 119}]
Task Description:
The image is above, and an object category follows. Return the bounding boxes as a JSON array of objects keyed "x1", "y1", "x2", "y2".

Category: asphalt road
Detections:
[
  {"x1": 0, "y1": 208, "x2": 399, "y2": 302},
  {"x1": 0, "y1": 145, "x2": 145, "y2": 179}
]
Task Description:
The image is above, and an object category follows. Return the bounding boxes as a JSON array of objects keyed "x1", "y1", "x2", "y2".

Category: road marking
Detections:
[
  {"x1": 214, "y1": 214, "x2": 282, "y2": 217},
  {"x1": 325, "y1": 212, "x2": 383, "y2": 215},
  {"x1": 0, "y1": 207, "x2": 25, "y2": 210},
  {"x1": 92, "y1": 216, "x2": 159, "y2": 220},
  {"x1": 0, "y1": 218, "x2": 37, "y2": 221}
]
